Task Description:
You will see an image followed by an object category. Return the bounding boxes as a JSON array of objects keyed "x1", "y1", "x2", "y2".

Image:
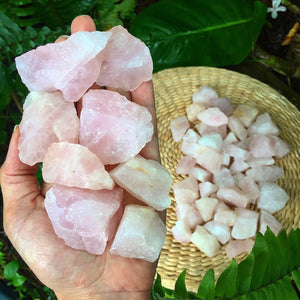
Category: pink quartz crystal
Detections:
[
  {"x1": 173, "y1": 176, "x2": 199, "y2": 204},
  {"x1": 45, "y1": 185, "x2": 123, "y2": 255},
  {"x1": 110, "y1": 205, "x2": 166, "y2": 262},
  {"x1": 79, "y1": 89, "x2": 153, "y2": 165},
  {"x1": 43, "y1": 142, "x2": 114, "y2": 190},
  {"x1": 225, "y1": 239, "x2": 254, "y2": 259},
  {"x1": 18, "y1": 91, "x2": 79, "y2": 166},
  {"x1": 15, "y1": 31, "x2": 111, "y2": 102},
  {"x1": 170, "y1": 116, "x2": 190, "y2": 142},
  {"x1": 96, "y1": 26, "x2": 153, "y2": 91},
  {"x1": 110, "y1": 155, "x2": 172, "y2": 211}
]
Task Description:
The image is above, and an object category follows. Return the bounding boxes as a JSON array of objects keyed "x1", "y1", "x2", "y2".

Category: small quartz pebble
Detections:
[
  {"x1": 182, "y1": 129, "x2": 200, "y2": 143},
  {"x1": 176, "y1": 204, "x2": 204, "y2": 229},
  {"x1": 199, "y1": 182, "x2": 218, "y2": 198},
  {"x1": 204, "y1": 221, "x2": 231, "y2": 244},
  {"x1": 170, "y1": 116, "x2": 190, "y2": 142},
  {"x1": 257, "y1": 182, "x2": 289, "y2": 214},
  {"x1": 217, "y1": 187, "x2": 249, "y2": 208},
  {"x1": 195, "y1": 123, "x2": 227, "y2": 138},
  {"x1": 79, "y1": 89, "x2": 153, "y2": 164},
  {"x1": 18, "y1": 91, "x2": 79, "y2": 166},
  {"x1": 189, "y1": 166, "x2": 212, "y2": 182},
  {"x1": 197, "y1": 107, "x2": 228, "y2": 127},
  {"x1": 228, "y1": 116, "x2": 247, "y2": 141},
  {"x1": 231, "y1": 208, "x2": 259, "y2": 239},
  {"x1": 214, "y1": 203, "x2": 237, "y2": 226},
  {"x1": 45, "y1": 185, "x2": 123, "y2": 255},
  {"x1": 43, "y1": 142, "x2": 114, "y2": 190},
  {"x1": 246, "y1": 166, "x2": 284, "y2": 182},
  {"x1": 213, "y1": 168, "x2": 235, "y2": 188},
  {"x1": 196, "y1": 146, "x2": 223, "y2": 174},
  {"x1": 16, "y1": 31, "x2": 111, "y2": 102},
  {"x1": 195, "y1": 197, "x2": 219, "y2": 222},
  {"x1": 110, "y1": 205, "x2": 166, "y2": 262},
  {"x1": 270, "y1": 135, "x2": 290, "y2": 158},
  {"x1": 176, "y1": 156, "x2": 197, "y2": 174},
  {"x1": 249, "y1": 134, "x2": 275, "y2": 158},
  {"x1": 225, "y1": 239, "x2": 255, "y2": 259},
  {"x1": 96, "y1": 26, "x2": 153, "y2": 91},
  {"x1": 172, "y1": 220, "x2": 192, "y2": 243},
  {"x1": 198, "y1": 134, "x2": 223, "y2": 151},
  {"x1": 248, "y1": 113, "x2": 279, "y2": 136},
  {"x1": 192, "y1": 86, "x2": 218, "y2": 105},
  {"x1": 211, "y1": 98, "x2": 233, "y2": 116},
  {"x1": 232, "y1": 104, "x2": 259, "y2": 127},
  {"x1": 173, "y1": 176, "x2": 199, "y2": 204},
  {"x1": 191, "y1": 225, "x2": 221, "y2": 257},
  {"x1": 110, "y1": 155, "x2": 172, "y2": 211},
  {"x1": 259, "y1": 210, "x2": 283, "y2": 236},
  {"x1": 186, "y1": 103, "x2": 205, "y2": 122}
]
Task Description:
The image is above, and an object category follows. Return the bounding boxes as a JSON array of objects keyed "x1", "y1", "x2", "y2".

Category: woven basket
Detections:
[{"x1": 153, "y1": 67, "x2": 300, "y2": 292}]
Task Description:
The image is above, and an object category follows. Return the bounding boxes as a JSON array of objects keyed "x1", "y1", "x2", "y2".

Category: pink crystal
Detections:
[
  {"x1": 217, "y1": 187, "x2": 249, "y2": 208},
  {"x1": 96, "y1": 26, "x2": 153, "y2": 91},
  {"x1": 249, "y1": 134, "x2": 275, "y2": 158},
  {"x1": 225, "y1": 239, "x2": 254, "y2": 259},
  {"x1": 42, "y1": 142, "x2": 114, "y2": 190},
  {"x1": 45, "y1": 185, "x2": 123, "y2": 255},
  {"x1": 211, "y1": 97, "x2": 234, "y2": 116},
  {"x1": 176, "y1": 156, "x2": 196, "y2": 174},
  {"x1": 259, "y1": 210, "x2": 282, "y2": 236},
  {"x1": 232, "y1": 104, "x2": 259, "y2": 127},
  {"x1": 176, "y1": 203, "x2": 203, "y2": 229},
  {"x1": 197, "y1": 107, "x2": 228, "y2": 127},
  {"x1": 110, "y1": 205, "x2": 166, "y2": 262},
  {"x1": 192, "y1": 86, "x2": 218, "y2": 106},
  {"x1": 173, "y1": 176, "x2": 199, "y2": 204},
  {"x1": 248, "y1": 113, "x2": 279, "y2": 136},
  {"x1": 110, "y1": 155, "x2": 172, "y2": 211},
  {"x1": 170, "y1": 116, "x2": 190, "y2": 142},
  {"x1": 79, "y1": 89, "x2": 153, "y2": 165},
  {"x1": 18, "y1": 91, "x2": 79, "y2": 166},
  {"x1": 204, "y1": 220, "x2": 231, "y2": 244},
  {"x1": 15, "y1": 31, "x2": 111, "y2": 102},
  {"x1": 172, "y1": 220, "x2": 192, "y2": 243}
]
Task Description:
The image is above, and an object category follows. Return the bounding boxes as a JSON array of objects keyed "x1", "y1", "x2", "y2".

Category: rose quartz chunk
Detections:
[
  {"x1": 45, "y1": 185, "x2": 123, "y2": 255},
  {"x1": 191, "y1": 225, "x2": 220, "y2": 257},
  {"x1": 270, "y1": 136, "x2": 290, "y2": 158},
  {"x1": 186, "y1": 103, "x2": 205, "y2": 122},
  {"x1": 172, "y1": 220, "x2": 192, "y2": 243},
  {"x1": 18, "y1": 91, "x2": 79, "y2": 166},
  {"x1": 96, "y1": 26, "x2": 153, "y2": 91},
  {"x1": 196, "y1": 146, "x2": 223, "y2": 174},
  {"x1": 247, "y1": 156, "x2": 275, "y2": 167},
  {"x1": 204, "y1": 221, "x2": 231, "y2": 244},
  {"x1": 230, "y1": 159, "x2": 249, "y2": 174},
  {"x1": 198, "y1": 134, "x2": 223, "y2": 151},
  {"x1": 259, "y1": 210, "x2": 282, "y2": 236},
  {"x1": 214, "y1": 203, "x2": 237, "y2": 226},
  {"x1": 249, "y1": 134, "x2": 275, "y2": 158},
  {"x1": 248, "y1": 113, "x2": 279, "y2": 136},
  {"x1": 231, "y1": 208, "x2": 259, "y2": 239},
  {"x1": 224, "y1": 132, "x2": 238, "y2": 144},
  {"x1": 189, "y1": 166, "x2": 212, "y2": 182},
  {"x1": 222, "y1": 152, "x2": 230, "y2": 166},
  {"x1": 195, "y1": 197, "x2": 219, "y2": 222},
  {"x1": 176, "y1": 204, "x2": 203, "y2": 229},
  {"x1": 110, "y1": 155, "x2": 172, "y2": 211},
  {"x1": 217, "y1": 187, "x2": 249, "y2": 208},
  {"x1": 180, "y1": 141, "x2": 201, "y2": 158},
  {"x1": 199, "y1": 182, "x2": 218, "y2": 197},
  {"x1": 15, "y1": 31, "x2": 111, "y2": 102},
  {"x1": 223, "y1": 144, "x2": 250, "y2": 161},
  {"x1": 173, "y1": 177, "x2": 199, "y2": 204},
  {"x1": 176, "y1": 156, "x2": 196, "y2": 174},
  {"x1": 213, "y1": 168, "x2": 235, "y2": 188},
  {"x1": 110, "y1": 205, "x2": 166, "y2": 262},
  {"x1": 211, "y1": 98, "x2": 234, "y2": 116},
  {"x1": 80, "y1": 89, "x2": 153, "y2": 165},
  {"x1": 170, "y1": 116, "x2": 190, "y2": 142},
  {"x1": 182, "y1": 129, "x2": 200, "y2": 143},
  {"x1": 225, "y1": 239, "x2": 254, "y2": 259},
  {"x1": 195, "y1": 123, "x2": 227, "y2": 138},
  {"x1": 232, "y1": 104, "x2": 259, "y2": 127},
  {"x1": 257, "y1": 182, "x2": 289, "y2": 214},
  {"x1": 197, "y1": 107, "x2": 228, "y2": 127},
  {"x1": 239, "y1": 176, "x2": 260, "y2": 204},
  {"x1": 246, "y1": 166, "x2": 284, "y2": 182},
  {"x1": 192, "y1": 86, "x2": 218, "y2": 106},
  {"x1": 43, "y1": 142, "x2": 114, "y2": 190},
  {"x1": 228, "y1": 116, "x2": 247, "y2": 141}
]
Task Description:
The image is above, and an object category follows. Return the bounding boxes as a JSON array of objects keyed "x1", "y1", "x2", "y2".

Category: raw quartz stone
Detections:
[
  {"x1": 182, "y1": 129, "x2": 200, "y2": 143},
  {"x1": 248, "y1": 113, "x2": 280, "y2": 136},
  {"x1": 170, "y1": 115, "x2": 190, "y2": 142},
  {"x1": 246, "y1": 166, "x2": 284, "y2": 182},
  {"x1": 192, "y1": 86, "x2": 218, "y2": 106},
  {"x1": 249, "y1": 134, "x2": 275, "y2": 158},
  {"x1": 15, "y1": 31, "x2": 111, "y2": 102},
  {"x1": 195, "y1": 197, "x2": 219, "y2": 222},
  {"x1": 43, "y1": 142, "x2": 114, "y2": 190},
  {"x1": 199, "y1": 182, "x2": 218, "y2": 198},
  {"x1": 198, "y1": 134, "x2": 223, "y2": 151},
  {"x1": 211, "y1": 98, "x2": 234, "y2": 116},
  {"x1": 18, "y1": 91, "x2": 79, "y2": 166},
  {"x1": 96, "y1": 26, "x2": 153, "y2": 91},
  {"x1": 176, "y1": 156, "x2": 196, "y2": 174},
  {"x1": 204, "y1": 220, "x2": 231, "y2": 244},
  {"x1": 195, "y1": 123, "x2": 227, "y2": 138},
  {"x1": 173, "y1": 177, "x2": 199, "y2": 204},
  {"x1": 232, "y1": 104, "x2": 259, "y2": 127},
  {"x1": 186, "y1": 103, "x2": 205, "y2": 122},
  {"x1": 110, "y1": 155, "x2": 172, "y2": 211},
  {"x1": 45, "y1": 185, "x2": 123, "y2": 255},
  {"x1": 176, "y1": 204, "x2": 203, "y2": 229},
  {"x1": 217, "y1": 187, "x2": 249, "y2": 208},
  {"x1": 79, "y1": 89, "x2": 153, "y2": 165},
  {"x1": 197, "y1": 107, "x2": 228, "y2": 127},
  {"x1": 172, "y1": 220, "x2": 192, "y2": 243},
  {"x1": 259, "y1": 210, "x2": 283, "y2": 236},
  {"x1": 225, "y1": 239, "x2": 255, "y2": 259},
  {"x1": 110, "y1": 205, "x2": 166, "y2": 262}
]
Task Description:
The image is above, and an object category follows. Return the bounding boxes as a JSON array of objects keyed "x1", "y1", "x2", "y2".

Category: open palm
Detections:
[{"x1": 1, "y1": 16, "x2": 160, "y2": 300}]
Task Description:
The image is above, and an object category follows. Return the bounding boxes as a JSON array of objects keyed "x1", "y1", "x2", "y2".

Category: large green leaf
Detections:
[{"x1": 130, "y1": 0, "x2": 267, "y2": 72}]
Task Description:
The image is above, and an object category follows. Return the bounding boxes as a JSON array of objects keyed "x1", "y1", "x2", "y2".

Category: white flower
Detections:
[{"x1": 267, "y1": 0, "x2": 287, "y2": 19}]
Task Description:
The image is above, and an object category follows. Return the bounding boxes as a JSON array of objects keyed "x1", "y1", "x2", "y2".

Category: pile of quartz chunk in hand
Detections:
[
  {"x1": 170, "y1": 86, "x2": 290, "y2": 259},
  {"x1": 16, "y1": 26, "x2": 173, "y2": 263}
]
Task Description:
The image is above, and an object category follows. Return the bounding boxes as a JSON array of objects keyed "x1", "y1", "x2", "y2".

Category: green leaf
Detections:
[
  {"x1": 0, "y1": 62, "x2": 12, "y2": 111},
  {"x1": 0, "y1": 130, "x2": 8, "y2": 145},
  {"x1": 292, "y1": 268, "x2": 300, "y2": 291},
  {"x1": 3, "y1": 261, "x2": 19, "y2": 280},
  {"x1": 97, "y1": 0, "x2": 136, "y2": 30},
  {"x1": 236, "y1": 252, "x2": 255, "y2": 294},
  {"x1": 197, "y1": 269, "x2": 215, "y2": 300},
  {"x1": 215, "y1": 259, "x2": 238, "y2": 298},
  {"x1": 36, "y1": 163, "x2": 43, "y2": 186},
  {"x1": 12, "y1": 273, "x2": 27, "y2": 287},
  {"x1": 174, "y1": 270, "x2": 187, "y2": 298},
  {"x1": 130, "y1": 0, "x2": 267, "y2": 72},
  {"x1": 151, "y1": 273, "x2": 165, "y2": 298}
]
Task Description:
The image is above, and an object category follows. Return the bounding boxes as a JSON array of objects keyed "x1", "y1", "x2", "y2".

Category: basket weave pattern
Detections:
[{"x1": 153, "y1": 67, "x2": 300, "y2": 292}]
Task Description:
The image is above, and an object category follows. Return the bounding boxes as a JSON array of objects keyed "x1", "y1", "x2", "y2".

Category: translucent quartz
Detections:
[
  {"x1": 45, "y1": 185, "x2": 123, "y2": 255},
  {"x1": 110, "y1": 155, "x2": 172, "y2": 211},
  {"x1": 18, "y1": 91, "x2": 79, "y2": 166},
  {"x1": 43, "y1": 142, "x2": 114, "y2": 190},
  {"x1": 15, "y1": 31, "x2": 111, "y2": 102},
  {"x1": 79, "y1": 89, "x2": 153, "y2": 165},
  {"x1": 96, "y1": 26, "x2": 153, "y2": 91},
  {"x1": 110, "y1": 205, "x2": 166, "y2": 262}
]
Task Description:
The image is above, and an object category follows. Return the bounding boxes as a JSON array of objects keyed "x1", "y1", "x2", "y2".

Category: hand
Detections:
[{"x1": 0, "y1": 15, "x2": 160, "y2": 300}]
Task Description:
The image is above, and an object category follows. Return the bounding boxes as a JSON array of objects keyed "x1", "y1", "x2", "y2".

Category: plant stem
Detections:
[{"x1": 11, "y1": 92, "x2": 23, "y2": 113}]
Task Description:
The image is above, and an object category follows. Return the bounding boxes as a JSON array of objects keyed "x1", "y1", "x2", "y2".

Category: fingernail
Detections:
[
  {"x1": 13, "y1": 125, "x2": 19, "y2": 133},
  {"x1": 58, "y1": 35, "x2": 69, "y2": 39}
]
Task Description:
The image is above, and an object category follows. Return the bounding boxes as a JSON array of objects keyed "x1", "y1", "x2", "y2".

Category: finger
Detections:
[
  {"x1": 55, "y1": 35, "x2": 68, "y2": 43},
  {"x1": 0, "y1": 126, "x2": 40, "y2": 210},
  {"x1": 71, "y1": 15, "x2": 96, "y2": 34},
  {"x1": 131, "y1": 80, "x2": 160, "y2": 162}
]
